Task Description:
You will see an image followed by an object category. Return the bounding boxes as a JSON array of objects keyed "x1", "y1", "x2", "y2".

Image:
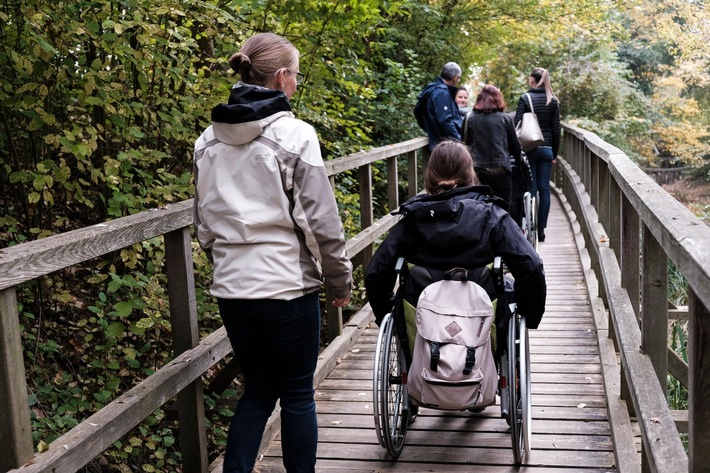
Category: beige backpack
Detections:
[{"x1": 408, "y1": 268, "x2": 498, "y2": 410}]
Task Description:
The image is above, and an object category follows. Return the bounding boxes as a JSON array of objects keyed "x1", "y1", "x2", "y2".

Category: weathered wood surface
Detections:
[
  {"x1": 560, "y1": 126, "x2": 693, "y2": 472},
  {"x1": 246, "y1": 195, "x2": 621, "y2": 472}
]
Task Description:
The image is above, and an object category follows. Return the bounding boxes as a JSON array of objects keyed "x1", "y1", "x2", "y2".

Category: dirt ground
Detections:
[{"x1": 661, "y1": 177, "x2": 710, "y2": 224}]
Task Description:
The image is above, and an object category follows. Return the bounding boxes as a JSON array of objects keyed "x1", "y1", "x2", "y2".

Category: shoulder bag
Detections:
[{"x1": 515, "y1": 93, "x2": 545, "y2": 152}]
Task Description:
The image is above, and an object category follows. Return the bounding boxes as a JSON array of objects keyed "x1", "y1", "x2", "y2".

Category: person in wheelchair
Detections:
[{"x1": 365, "y1": 139, "x2": 546, "y2": 331}]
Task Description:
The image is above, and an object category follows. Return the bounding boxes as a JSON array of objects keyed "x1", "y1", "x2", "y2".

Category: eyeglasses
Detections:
[{"x1": 289, "y1": 70, "x2": 305, "y2": 85}]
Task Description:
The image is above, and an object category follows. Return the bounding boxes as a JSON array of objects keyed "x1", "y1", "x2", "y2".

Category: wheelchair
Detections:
[
  {"x1": 372, "y1": 257, "x2": 532, "y2": 464},
  {"x1": 510, "y1": 154, "x2": 538, "y2": 250}
]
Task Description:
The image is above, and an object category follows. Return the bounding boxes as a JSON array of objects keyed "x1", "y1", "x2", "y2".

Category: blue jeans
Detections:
[
  {"x1": 527, "y1": 146, "x2": 554, "y2": 230},
  {"x1": 218, "y1": 292, "x2": 321, "y2": 473}
]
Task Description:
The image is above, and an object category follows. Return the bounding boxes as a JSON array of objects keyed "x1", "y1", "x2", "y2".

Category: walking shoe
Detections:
[
  {"x1": 538, "y1": 229, "x2": 545, "y2": 242},
  {"x1": 408, "y1": 405, "x2": 419, "y2": 424}
]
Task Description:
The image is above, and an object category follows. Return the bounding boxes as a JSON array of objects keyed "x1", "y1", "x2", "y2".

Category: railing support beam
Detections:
[
  {"x1": 0, "y1": 287, "x2": 34, "y2": 471},
  {"x1": 165, "y1": 228, "x2": 208, "y2": 473}
]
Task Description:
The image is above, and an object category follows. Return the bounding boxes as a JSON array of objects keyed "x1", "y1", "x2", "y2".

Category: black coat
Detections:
[
  {"x1": 514, "y1": 87, "x2": 561, "y2": 158},
  {"x1": 364, "y1": 186, "x2": 547, "y2": 329}
]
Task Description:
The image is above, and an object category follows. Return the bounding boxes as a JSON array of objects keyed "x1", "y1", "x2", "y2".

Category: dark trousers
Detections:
[
  {"x1": 218, "y1": 291, "x2": 321, "y2": 473},
  {"x1": 527, "y1": 146, "x2": 554, "y2": 230}
]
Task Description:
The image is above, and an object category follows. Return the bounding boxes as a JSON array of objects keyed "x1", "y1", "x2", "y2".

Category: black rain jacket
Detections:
[{"x1": 364, "y1": 186, "x2": 546, "y2": 329}]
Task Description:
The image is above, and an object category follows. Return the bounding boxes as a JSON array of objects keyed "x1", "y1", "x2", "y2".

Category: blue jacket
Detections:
[{"x1": 414, "y1": 78, "x2": 462, "y2": 150}]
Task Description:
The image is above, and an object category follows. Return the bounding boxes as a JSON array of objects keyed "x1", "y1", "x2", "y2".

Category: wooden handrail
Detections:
[
  {"x1": 557, "y1": 123, "x2": 709, "y2": 472},
  {"x1": 0, "y1": 139, "x2": 429, "y2": 472}
]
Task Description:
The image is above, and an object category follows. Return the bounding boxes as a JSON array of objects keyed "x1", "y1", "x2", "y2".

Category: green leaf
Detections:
[
  {"x1": 114, "y1": 301, "x2": 134, "y2": 317},
  {"x1": 105, "y1": 321, "x2": 125, "y2": 338}
]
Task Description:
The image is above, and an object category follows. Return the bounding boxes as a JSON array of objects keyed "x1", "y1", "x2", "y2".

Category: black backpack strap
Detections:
[
  {"x1": 430, "y1": 342, "x2": 441, "y2": 372},
  {"x1": 463, "y1": 347, "x2": 476, "y2": 375}
]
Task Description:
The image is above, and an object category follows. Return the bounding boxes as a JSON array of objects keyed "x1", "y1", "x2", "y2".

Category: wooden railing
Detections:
[
  {"x1": 556, "y1": 124, "x2": 710, "y2": 472},
  {"x1": 0, "y1": 137, "x2": 428, "y2": 472}
]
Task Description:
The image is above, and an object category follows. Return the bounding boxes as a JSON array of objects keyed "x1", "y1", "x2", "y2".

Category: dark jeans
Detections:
[
  {"x1": 527, "y1": 146, "x2": 554, "y2": 230},
  {"x1": 218, "y1": 291, "x2": 321, "y2": 473}
]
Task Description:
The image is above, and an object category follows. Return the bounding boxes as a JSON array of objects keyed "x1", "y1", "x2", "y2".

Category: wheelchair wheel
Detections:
[
  {"x1": 372, "y1": 313, "x2": 409, "y2": 457},
  {"x1": 523, "y1": 192, "x2": 538, "y2": 250},
  {"x1": 507, "y1": 310, "x2": 531, "y2": 464}
]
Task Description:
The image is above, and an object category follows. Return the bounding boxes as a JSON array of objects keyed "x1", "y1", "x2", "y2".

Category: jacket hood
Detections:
[
  {"x1": 417, "y1": 77, "x2": 445, "y2": 101},
  {"x1": 210, "y1": 82, "x2": 293, "y2": 146},
  {"x1": 395, "y1": 185, "x2": 495, "y2": 216}
]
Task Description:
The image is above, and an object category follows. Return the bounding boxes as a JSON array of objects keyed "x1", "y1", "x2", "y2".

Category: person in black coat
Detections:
[
  {"x1": 364, "y1": 140, "x2": 546, "y2": 330},
  {"x1": 514, "y1": 68, "x2": 561, "y2": 242},
  {"x1": 463, "y1": 84, "x2": 523, "y2": 207}
]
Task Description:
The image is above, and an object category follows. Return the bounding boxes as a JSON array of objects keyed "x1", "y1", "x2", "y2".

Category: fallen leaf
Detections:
[{"x1": 37, "y1": 440, "x2": 49, "y2": 453}]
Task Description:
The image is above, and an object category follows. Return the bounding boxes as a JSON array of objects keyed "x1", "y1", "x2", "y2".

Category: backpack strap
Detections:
[
  {"x1": 463, "y1": 347, "x2": 476, "y2": 375},
  {"x1": 430, "y1": 342, "x2": 441, "y2": 372}
]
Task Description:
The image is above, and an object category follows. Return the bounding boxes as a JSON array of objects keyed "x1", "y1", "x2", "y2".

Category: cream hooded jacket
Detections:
[{"x1": 194, "y1": 83, "x2": 352, "y2": 300}]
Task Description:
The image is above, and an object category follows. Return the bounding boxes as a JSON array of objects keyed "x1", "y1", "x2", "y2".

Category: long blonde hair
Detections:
[{"x1": 531, "y1": 67, "x2": 559, "y2": 106}]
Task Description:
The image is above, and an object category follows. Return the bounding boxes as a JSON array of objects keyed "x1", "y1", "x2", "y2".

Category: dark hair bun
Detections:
[{"x1": 228, "y1": 52, "x2": 251, "y2": 75}]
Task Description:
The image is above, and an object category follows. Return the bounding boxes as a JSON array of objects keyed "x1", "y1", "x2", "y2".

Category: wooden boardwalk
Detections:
[{"x1": 252, "y1": 194, "x2": 618, "y2": 472}]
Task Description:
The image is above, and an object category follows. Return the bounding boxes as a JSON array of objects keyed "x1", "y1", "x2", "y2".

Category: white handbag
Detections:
[{"x1": 516, "y1": 93, "x2": 546, "y2": 152}]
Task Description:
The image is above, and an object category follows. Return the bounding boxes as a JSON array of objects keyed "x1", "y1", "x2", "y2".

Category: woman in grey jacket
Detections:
[
  {"x1": 194, "y1": 32, "x2": 352, "y2": 473},
  {"x1": 514, "y1": 68, "x2": 561, "y2": 242}
]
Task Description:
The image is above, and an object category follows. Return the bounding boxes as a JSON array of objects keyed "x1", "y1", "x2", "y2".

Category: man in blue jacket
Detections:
[{"x1": 414, "y1": 62, "x2": 464, "y2": 151}]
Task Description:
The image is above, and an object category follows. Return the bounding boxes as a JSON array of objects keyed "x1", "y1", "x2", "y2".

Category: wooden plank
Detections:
[
  {"x1": 264, "y1": 440, "x2": 616, "y2": 469},
  {"x1": 0, "y1": 200, "x2": 193, "y2": 290},
  {"x1": 0, "y1": 288, "x2": 34, "y2": 470},
  {"x1": 256, "y1": 457, "x2": 614, "y2": 472},
  {"x1": 323, "y1": 138, "x2": 427, "y2": 176},
  {"x1": 314, "y1": 428, "x2": 613, "y2": 450}
]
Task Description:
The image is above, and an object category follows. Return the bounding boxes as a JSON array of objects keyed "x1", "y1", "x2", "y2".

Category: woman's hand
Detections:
[{"x1": 332, "y1": 295, "x2": 351, "y2": 307}]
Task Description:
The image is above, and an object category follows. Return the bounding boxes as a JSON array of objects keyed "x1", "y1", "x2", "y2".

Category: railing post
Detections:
[
  {"x1": 590, "y1": 151, "x2": 600, "y2": 211},
  {"x1": 688, "y1": 287, "x2": 710, "y2": 472},
  {"x1": 640, "y1": 225, "x2": 668, "y2": 397},
  {"x1": 0, "y1": 287, "x2": 34, "y2": 471},
  {"x1": 407, "y1": 150, "x2": 418, "y2": 199},
  {"x1": 326, "y1": 175, "x2": 343, "y2": 341},
  {"x1": 609, "y1": 178, "x2": 621, "y2": 264},
  {"x1": 359, "y1": 163, "x2": 374, "y2": 269},
  {"x1": 164, "y1": 228, "x2": 208, "y2": 473},
  {"x1": 387, "y1": 156, "x2": 399, "y2": 212}
]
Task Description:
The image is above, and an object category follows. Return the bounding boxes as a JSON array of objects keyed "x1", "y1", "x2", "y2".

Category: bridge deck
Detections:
[{"x1": 252, "y1": 195, "x2": 618, "y2": 472}]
